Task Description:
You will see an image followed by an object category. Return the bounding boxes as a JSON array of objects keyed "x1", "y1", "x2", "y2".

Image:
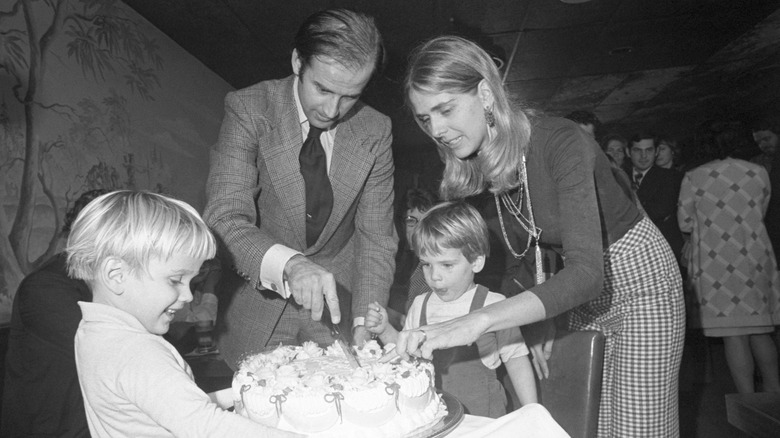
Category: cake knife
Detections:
[{"x1": 323, "y1": 302, "x2": 362, "y2": 369}]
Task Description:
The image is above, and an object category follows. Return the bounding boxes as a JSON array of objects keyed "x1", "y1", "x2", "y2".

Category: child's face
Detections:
[
  {"x1": 120, "y1": 254, "x2": 204, "y2": 335},
  {"x1": 420, "y1": 247, "x2": 484, "y2": 302}
]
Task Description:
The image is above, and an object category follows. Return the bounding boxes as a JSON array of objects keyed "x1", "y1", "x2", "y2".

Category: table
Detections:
[
  {"x1": 450, "y1": 405, "x2": 569, "y2": 438},
  {"x1": 725, "y1": 392, "x2": 780, "y2": 438}
]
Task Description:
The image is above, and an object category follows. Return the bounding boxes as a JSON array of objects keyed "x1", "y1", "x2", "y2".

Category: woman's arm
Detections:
[{"x1": 394, "y1": 290, "x2": 545, "y2": 360}]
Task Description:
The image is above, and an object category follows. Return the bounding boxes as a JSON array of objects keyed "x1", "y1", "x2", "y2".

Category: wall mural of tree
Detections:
[{"x1": 0, "y1": 0, "x2": 186, "y2": 322}]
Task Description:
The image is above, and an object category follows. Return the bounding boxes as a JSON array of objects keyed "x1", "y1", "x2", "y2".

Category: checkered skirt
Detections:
[{"x1": 568, "y1": 216, "x2": 686, "y2": 438}]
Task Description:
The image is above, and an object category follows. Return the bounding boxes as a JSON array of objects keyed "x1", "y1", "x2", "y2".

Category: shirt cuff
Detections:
[
  {"x1": 353, "y1": 316, "x2": 365, "y2": 328},
  {"x1": 259, "y1": 244, "x2": 301, "y2": 299}
]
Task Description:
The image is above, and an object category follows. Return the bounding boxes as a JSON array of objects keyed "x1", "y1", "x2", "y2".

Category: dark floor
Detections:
[{"x1": 679, "y1": 334, "x2": 750, "y2": 438}]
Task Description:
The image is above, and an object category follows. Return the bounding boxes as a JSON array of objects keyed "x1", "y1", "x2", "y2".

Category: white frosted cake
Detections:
[{"x1": 232, "y1": 341, "x2": 447, "y2": 438}]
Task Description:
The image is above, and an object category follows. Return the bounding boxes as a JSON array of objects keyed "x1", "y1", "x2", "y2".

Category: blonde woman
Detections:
[{"x1": 395, "y1": 35, "x2": 685, "y2": 437}]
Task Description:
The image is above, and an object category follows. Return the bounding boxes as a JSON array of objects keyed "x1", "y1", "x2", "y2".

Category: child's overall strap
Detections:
[
  {"x1": 418, "y1": 284, "x2": 489, "y2": 326},
  {"x1": 418, "y1": 285, "x2": 505, "y2": 418}
]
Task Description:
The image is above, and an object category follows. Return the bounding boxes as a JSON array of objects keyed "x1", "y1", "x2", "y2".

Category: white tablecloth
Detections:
[
  {"x1": 448, "y1": 404, "x2": 570, "y2": 438},
  {"x1": 210, "y1": 389, "x2": 569, "y2": 437}
]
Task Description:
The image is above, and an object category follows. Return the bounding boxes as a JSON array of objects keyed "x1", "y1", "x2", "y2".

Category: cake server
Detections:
[{"x1": 323, "y1": 302, "x2": 362, "y2": 368}]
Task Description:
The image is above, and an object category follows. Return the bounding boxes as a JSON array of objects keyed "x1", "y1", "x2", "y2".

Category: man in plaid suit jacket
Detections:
[{"x1": 204, "y1": 9, "x2": 397, "y2": 368}]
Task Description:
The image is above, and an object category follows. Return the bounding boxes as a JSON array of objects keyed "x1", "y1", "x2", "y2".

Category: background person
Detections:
[
  {"x1": 750, "y1": 116, "x2": 779, "y2": 172},
  {"x1": 656, "y1": 136, "x2": 683, "y2": 171},
  {"x1": 397, "y1": 35, "x2": 685, "y2": 437},
  {"x1": 600, "y1": 132, "x2": 630, "y2": 175},
  {"x1": 203, "y1": 9, "x2": 397, "y2": 366},
  {"x1": 389, "y1": 187, "x2": 438, "y2": 329},
  {"x1": 678, "y1": 121, "x2": 780, "y2": 393},
  {"x1": 628, "y1": 132, "x2": 685, "y2": 260},
  {"x1": 1, "y1": 188, "x2": 108, "y2": 438}
]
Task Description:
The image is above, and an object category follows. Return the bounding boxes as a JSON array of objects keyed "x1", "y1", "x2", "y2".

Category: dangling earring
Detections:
[{"x1": 484, "y1": 106, "x2": 496, "y2": 128}]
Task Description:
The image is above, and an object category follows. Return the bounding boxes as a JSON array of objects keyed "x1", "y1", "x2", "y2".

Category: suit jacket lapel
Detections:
[
  {"x1": 260, "y1": 76, "x2": 309, "y2": 250},
  {"x1": 258, "y1": 79, "x2": 374, "y2": 251},
  {"x1": 322, "y1": 116, "x2": 372, "y2": 241}
]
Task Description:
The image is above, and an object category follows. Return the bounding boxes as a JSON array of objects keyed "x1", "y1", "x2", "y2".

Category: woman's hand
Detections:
[
  {"x1": 395, "y1": 312, "x2": 490, "y2": 360},
  {"x1": 521, "y1": 319, "x2": 556, "y2": 379}
]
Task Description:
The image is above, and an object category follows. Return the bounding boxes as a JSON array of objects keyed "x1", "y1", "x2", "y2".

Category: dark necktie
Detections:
[
  {"x1": 633, "y1": 171, "x2": 644, "y2": 191},
  {"x1": 299, "y1": 125, "x2": 333, "y2": 247}
]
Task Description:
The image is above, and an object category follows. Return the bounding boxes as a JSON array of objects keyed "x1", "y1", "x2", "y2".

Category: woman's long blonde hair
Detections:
[{"x1": 404, "y1": 35, "x2": 532, "y2": 199}]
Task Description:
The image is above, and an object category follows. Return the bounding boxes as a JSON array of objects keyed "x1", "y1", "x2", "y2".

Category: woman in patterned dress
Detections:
[
  {"x1": 678, "y1": 120, "x2": 780, "y2": 393},
  {"x1": 394, "y1": 35, "x2": 685, "y2": 437}
]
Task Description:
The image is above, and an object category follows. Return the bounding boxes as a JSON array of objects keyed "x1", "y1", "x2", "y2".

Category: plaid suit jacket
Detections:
[{"x1": 204, "y1": 75, "x2": 398, "y2": 367}]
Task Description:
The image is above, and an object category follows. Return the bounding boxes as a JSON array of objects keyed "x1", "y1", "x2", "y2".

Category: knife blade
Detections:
[{"x1": 323, "y1": 302, "x2": 361, "y2": 368}]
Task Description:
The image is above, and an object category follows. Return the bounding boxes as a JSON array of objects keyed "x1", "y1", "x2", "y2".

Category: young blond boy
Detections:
[
  {"x1": 366, "y1": 201, "x2": 537, "y2": 418},
  {"x1": 67, "y1": 191, "x2": 300, "y2": 437}
]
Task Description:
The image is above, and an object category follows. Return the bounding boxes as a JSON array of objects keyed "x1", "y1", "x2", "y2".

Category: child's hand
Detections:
[{"x1": 364, "y1": 301, "x2": 389, "y2": 335}]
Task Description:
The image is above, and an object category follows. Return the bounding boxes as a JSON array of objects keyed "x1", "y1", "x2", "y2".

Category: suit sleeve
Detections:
[
  {"x1": 351, "y1": 116, "x2": 398, "y2": 322},
  {"x1": 203, "y1": 91, "x2": 279, "y2": 290}
]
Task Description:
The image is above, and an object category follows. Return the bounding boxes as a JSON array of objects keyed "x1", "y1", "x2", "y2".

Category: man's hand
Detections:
[{"x1": 284, "y1": 255, "x2": 340, "y2": 324}]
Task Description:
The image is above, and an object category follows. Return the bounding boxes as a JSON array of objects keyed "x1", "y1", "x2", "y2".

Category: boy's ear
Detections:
[
  {"x1": 471, "y1": 255, "x2": 486, "y2": 273},
  {"x1": 100, "y1": 256, "x2": 127, "y2": 296}
]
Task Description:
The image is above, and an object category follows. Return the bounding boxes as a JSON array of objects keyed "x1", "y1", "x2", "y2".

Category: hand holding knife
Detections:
[{"x1": 323, "y1": 302, "x2": 361, "y2": 368}]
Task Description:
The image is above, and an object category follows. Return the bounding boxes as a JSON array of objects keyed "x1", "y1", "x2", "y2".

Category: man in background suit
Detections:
[
  {"x1": 2, "y1": 189, "x2": 108, "y2": 438},
  {"x1": 204, "y1": 9, "x2": 397, "y2": 368},
  {"x1": 629, "y1": 133, "x2": 684, "y2": 260}
]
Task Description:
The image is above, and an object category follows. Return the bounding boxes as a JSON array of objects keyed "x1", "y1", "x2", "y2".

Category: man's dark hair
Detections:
[
  {"x1": 565, "y1": 110, "x2": 600, "y2": 128},
  {"x1": 294, "y1": 9, "x2": 384, "y2": 76},
  {"x1": 629, "y1": 131, "x2": 658, "y2": 149}
]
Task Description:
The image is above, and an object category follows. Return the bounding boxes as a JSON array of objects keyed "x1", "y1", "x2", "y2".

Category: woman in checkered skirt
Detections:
[{"x1": 395, "y1": 35, "x2": 685, "y2": 437}]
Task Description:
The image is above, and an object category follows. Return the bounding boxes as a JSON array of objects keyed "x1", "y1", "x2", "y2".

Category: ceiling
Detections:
[{"x1": 124, "y1": 0, "x2": 780, "y2": 162}]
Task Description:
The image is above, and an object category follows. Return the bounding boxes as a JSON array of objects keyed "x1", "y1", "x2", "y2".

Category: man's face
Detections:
[
  {"x1": 629, "y1": 138, "x2": 657, "y2": 171},
  {"x1": 752, "y1": 130, "x2": 778, "y2": 156},
  {"x1": 292, "y1": 50, "x2": 374, "y2": 130}
]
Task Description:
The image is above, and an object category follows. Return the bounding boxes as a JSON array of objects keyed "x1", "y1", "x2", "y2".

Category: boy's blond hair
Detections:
[
  {"x1": 410, "y1": 201, "x2": 489, "y2": 263},
  {"x1": 66, "y1": 191, "x2": 216, "y2": 280}
]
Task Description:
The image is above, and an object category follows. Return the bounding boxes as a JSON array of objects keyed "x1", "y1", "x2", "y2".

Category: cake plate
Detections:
[{"x1": 406, "y1": 391, "x2": 465, "y2": 438}]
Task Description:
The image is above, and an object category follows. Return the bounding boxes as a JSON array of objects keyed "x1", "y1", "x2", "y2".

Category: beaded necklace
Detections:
[{"x1": 494, "y1": 154, "x2": 546, "y2": 285}]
